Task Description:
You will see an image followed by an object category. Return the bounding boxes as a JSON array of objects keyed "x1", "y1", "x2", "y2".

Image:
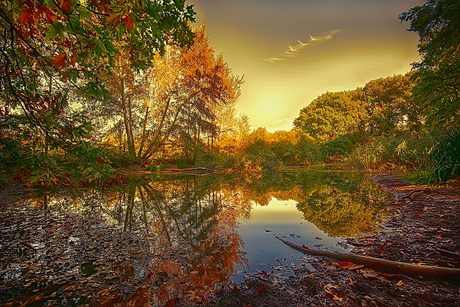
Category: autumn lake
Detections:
[{"x1": 0, "y1": 166, "x2": 395, "y2": 305}]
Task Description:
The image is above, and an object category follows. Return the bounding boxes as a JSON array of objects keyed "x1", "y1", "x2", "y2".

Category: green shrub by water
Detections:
[
  {"x1": 423, "y1": 129, "x2": 460, "y2": 183},
  {"x1": 345, "y1": 132, "x2": 436, "y2": 172}
]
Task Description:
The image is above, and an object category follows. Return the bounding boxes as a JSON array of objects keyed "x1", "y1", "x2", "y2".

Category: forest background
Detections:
[{"x1": 0, "y1": 0, "x2": 459, "y2": 188}]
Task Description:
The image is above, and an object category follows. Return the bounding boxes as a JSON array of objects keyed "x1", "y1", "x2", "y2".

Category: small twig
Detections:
[{"x1": 20, "y1": 241, "x2": 37, "y2": 250}]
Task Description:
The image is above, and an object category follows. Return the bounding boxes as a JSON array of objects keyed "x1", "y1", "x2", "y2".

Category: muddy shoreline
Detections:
[{"x1": 0, "y1": 175, "x2": 459, "y2": 306}]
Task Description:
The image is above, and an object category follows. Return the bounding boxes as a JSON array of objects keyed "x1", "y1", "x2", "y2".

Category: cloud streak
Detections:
[{"x1": 263, "y1": 29, "x2": 342, "y2": 63}]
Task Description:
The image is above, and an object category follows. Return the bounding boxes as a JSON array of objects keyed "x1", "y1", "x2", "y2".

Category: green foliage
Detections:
[
  {"x1": 293, "y1": 91, "x2": 367, "y2": 142},
  {"x1": 20, "y1": 152, "x2": 64, "y2": 186},
  {"x1": 346, "y1": 132, "x2": 436, "y2": 172},
  {"x1": 0, "y1": 117, "x2": 30, "y2": 171},
  {"x1": 14, "y1": 143, "x2": 122, "y2": 187},
  {"x1": 146, "y1": 165, "x2": 158, "y2": 172},
  {"x1": 363, "y1": 73, "x2": 422, "y2": 134},
  {"x1": 424, "y1": 129, "x2": 460, "y2": 182},
  {"x1": 321, "y1": 134, "x2": 353, "y2": 159},
  {"x1": 399, "y1": 0, "x2": 460, "y2": 127},
  {"x1": 241, "y1": 145, "x2": 282, "y2": 174},
  {"x1": 146, "y1": 164, "x2": 167, "y2": 172},
  {"x1": 271, "y1": 138, "x2": 321, "y2": 166},
  {"x1": 69, "y1": 144, "x2": 119, "y2": 185}
]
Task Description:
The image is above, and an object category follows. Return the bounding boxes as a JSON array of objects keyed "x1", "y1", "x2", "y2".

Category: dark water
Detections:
[{"x1": 19, "y1": 166, "x2": 393, "y2": 304}]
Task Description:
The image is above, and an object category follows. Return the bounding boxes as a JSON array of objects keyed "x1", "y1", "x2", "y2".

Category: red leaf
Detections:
[
  {"x1": 34, "y1": 6, "x2": 43, "y2": 20},
  {"x1": 261, "y1": 270, "x2": 268, "y2": 276},
  {"x1": 52, "y1": 53, "x2": 67, "y2": 68},
  {"x1": 44, "y1": 8, "x2": 55, "y2": 23},
  {"x1": 256, "y1": 285, "x2": 265, "y2": 294},
  {"x1": 59, "y1": 0, "x2": 73, "y2": 13},
  {"x1": 19, "y1": 9, "x2": 34, "y2": 26},
  {"x1": 122, "y1": 15, "x2": 133, "y2": 31}
]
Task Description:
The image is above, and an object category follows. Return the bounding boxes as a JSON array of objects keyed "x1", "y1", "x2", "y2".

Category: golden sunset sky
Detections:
[{"x1": 188, "y1": 0, "x2": 425, "y2": 132}]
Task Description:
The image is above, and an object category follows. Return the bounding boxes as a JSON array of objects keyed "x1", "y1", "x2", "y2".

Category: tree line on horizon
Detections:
[{"x1": 0, "y1": 0, "x2": 458, "y2": 187}]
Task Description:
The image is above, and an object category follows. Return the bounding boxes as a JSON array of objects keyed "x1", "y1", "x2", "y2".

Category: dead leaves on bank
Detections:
[{"x1": 317, "y1": 261, "x2": 405, "y2": 302}]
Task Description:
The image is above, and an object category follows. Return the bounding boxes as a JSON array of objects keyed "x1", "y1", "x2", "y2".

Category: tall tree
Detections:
[
  {"x1": 99, "y1": 25, "x2": 243, "y2": 164},
  {"x1": 399, "y1": 0, "x2": 460, "y2": 127}
]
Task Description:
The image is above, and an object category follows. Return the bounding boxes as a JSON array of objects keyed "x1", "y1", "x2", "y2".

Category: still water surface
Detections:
[{"x1": 21, "y1": 167, "x2": 392, "y2": 304}]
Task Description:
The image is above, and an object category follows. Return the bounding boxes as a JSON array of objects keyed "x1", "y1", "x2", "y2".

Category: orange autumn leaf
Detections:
[{"x1": 52, "y1": 53, "x2": 67, "y2": 68}]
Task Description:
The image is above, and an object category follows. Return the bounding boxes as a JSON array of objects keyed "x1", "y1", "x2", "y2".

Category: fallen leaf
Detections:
[
  {"x1": 359, "y1": 268, "x2": 380, "y2": 278},
  {"x1": 337, "y1": 261, "x2": 364, "y2": 270},
  {"x1": 324, "y1": 284, "x2": 343, "y2": 301},
  {"x1": 396, "y1": 280, "x2": 404, "y2": 286},
  {"x1": 349, "y1": 276, "x2": 354, "y2": 285}
]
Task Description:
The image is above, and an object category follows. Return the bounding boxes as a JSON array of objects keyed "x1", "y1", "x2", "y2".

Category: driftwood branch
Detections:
[
  {"x1": 162, "y1": 167, "x2": 212, "y2": 173},
  {"x1": 277, "y1": 237, "x2": 460, "y2": 279}
]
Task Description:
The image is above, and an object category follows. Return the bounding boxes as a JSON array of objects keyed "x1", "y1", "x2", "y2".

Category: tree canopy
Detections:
[
  {"x1": 0, "y1": 0, "x2": 196, "y2": 151},
  {"x1": 399, "y1": 0, "x2": 460, "y2": 127},
  {"x1": 293, "y1": 73, "x2": 424, "y2": 143},
  {"x1": 293, "y1": 91, "x2": 368, "y2": 142}
]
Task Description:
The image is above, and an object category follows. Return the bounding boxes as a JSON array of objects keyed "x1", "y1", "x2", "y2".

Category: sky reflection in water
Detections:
[{"x1": 235, "y1": 197, "x2": 348, "y2": 282}]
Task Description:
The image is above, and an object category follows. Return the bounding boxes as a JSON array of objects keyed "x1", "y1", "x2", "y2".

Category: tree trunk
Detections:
[{"x1": 278, "y1": 238, "x2": 460, "y2": 279}]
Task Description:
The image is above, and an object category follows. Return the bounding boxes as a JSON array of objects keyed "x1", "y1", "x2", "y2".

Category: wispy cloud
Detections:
[
  {"x1": 263, "y1": 29, "x2": 342, "y2": 63},
  {"x1": 267, "y1": 116, "x2": 297, "y2": 132},
  {"x1": 275, "y1": 117, "x2": 295, "y2": 125},
  {"x1": 264, "y1": 57, "x2": 285, "y2": 63}
]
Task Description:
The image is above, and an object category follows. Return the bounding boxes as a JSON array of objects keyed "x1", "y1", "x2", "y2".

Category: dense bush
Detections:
[
  {"x1": 424, "y1": 129, "x2": 460, "y2": 182},
  {"x1": 345, "y1": 132, "x2": 435, "y2": 172},
  {"x1": 321, "y1": 135, "x2": 353, "y2": 159}
]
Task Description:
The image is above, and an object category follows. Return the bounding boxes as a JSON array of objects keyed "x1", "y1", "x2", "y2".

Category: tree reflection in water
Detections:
[{"x1": 20, "y1": 168, "x2": 392, "y2": 304}]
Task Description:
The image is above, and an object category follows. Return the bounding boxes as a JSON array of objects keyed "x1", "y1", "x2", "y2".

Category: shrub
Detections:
[
  {"x1": 321, "y1": 135, "x2": 353, "y2": 160},
  {"x1": 424, "y1": 129, "x2": 460, "y2": 182},
  {"x1": 346, "y1": 132, "x2": 435, "y2": 172}
]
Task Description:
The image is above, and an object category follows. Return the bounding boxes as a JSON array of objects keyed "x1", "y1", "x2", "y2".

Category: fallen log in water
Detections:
[{"x1": 277, "y1": 237, "x2": 460, "y2": 279}]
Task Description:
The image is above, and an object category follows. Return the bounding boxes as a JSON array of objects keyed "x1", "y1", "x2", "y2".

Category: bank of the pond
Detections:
[
  {"x1": 205, "y1": 174, "x2": 460, "y2": 307},
  {"x1": 0, "y1": 174, "x2": 459, "y2": 306}
]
